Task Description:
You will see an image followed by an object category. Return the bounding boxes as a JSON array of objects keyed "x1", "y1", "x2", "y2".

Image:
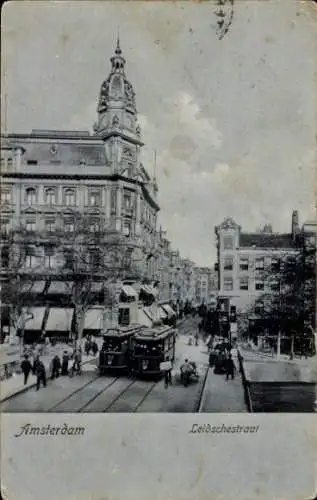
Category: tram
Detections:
[
  {"x1": 99, "y1": 324, "x2": 144, "y2": 374},
  {"x1": 131, "y1": 325, "x2": 176, "y2": 377}
]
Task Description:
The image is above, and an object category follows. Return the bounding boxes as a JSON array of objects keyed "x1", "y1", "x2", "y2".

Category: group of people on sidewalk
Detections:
[{"x1": 19, "y1": 340, "x2": 98, "y2": 391}]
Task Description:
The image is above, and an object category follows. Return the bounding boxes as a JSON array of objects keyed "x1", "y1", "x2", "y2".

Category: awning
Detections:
[
  {"x1": 45, "y1": 308, "x2": 73, "y2": 332},
  {"x1": 122, "y1": 285, "x2": 138, "y2": 298},
  {"x1": 84, "y1": 307, "x2": 104, "y2": 330},
  {"x1": 23, "y1": 307, "x2": 46, "y2": 330},
  {"x1": 141, "y1": 285, "x2": 157, "y2": 297},
  {"x1": 47, "y1": 281, "x2": 71, "y2": 294},
  {"x1": 31, "y1": 281, "x2": 47, "y2": 294},
  {"x1": 161, "y1": 304, "x2": 176, "y2": 318},
  {"x1": 138, "y1": 308, "x2": 153, "y2": 327},
  {"x1": 159, "y1": 306, "x2": 168, "y2": 319}
]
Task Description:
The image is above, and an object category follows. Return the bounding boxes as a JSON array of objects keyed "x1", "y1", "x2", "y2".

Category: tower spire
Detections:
[
  {"x1": 116, "y1": 31, "x2": 121, "y2": 55},
  {"x1": 153, "y1": 149, "x2": 157, "y2": 180}
]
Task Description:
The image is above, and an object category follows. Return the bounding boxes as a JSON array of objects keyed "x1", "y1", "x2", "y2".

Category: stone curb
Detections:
[{"x1": 0, "y1": 356, "x2": 97, "y2": 404}]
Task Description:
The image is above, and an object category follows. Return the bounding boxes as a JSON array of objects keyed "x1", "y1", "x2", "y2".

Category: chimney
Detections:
[{"x1": 292, "y1": 210, "x2": 299, "y2": 241}]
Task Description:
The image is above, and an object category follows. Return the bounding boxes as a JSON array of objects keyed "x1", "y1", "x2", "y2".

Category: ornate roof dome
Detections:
[{"x1": 97, "y1": 37, "x2": 136, "y2": 115}]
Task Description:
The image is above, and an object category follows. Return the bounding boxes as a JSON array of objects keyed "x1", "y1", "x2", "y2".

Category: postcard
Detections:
[{"x1": 1, "y1": 1, "x2": 316, "y2": 499}]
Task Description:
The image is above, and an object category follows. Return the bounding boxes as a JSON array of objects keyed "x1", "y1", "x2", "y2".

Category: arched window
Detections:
[
  {"x1": 45, "y1": 188, "x2": 56, "y2": 205},
  {"x1": 25, "y1": 187, "x2": 37, "y2": 205},
  {"x1": 64, "y1": 188, "x2": 75, "y2": 206}
]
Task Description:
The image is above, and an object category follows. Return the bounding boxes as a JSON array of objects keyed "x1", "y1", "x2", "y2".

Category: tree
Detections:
[
  {"x1": 248, "y1": 236, "x2": 316, "y2": 354},
  {"x1": 54, "y1": 213, "x2": 141, "y2": 340},
  {"x1": 0, "y1": 227, "x2": 41, "y2": 349}
]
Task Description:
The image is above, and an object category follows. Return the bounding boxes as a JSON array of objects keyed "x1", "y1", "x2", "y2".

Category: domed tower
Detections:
[{"x1": 93, "y1": 37, "x2": 143, "y2": 177}]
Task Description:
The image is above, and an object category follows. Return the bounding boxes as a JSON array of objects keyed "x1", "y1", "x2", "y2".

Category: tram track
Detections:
[{"x1": 47, "y1": 374, "x2": 104, "y2": 412}]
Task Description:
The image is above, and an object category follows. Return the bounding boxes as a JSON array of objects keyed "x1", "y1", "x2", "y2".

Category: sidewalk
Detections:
[
  {"x1": 199, "y1": 349, "x2": 246, "y2": 412},
  {"x1": 0, "y1": 338, "x2": 102, "y2": 403},
  {"x1": 238, "y1": 346, "x2": 317, "y2": 383}
]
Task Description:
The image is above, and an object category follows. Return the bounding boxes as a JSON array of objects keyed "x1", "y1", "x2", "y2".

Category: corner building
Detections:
[{"x1": 0, "y1": 39, "x2": 160, "y2": 338}]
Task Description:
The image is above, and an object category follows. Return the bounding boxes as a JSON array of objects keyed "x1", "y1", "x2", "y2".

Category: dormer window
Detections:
[
  {"x1": 25, "y1": 187, "x2": 37, "y2": 205},
  {"x1": 64, "y1": 188, "x2": 76, "y2": 206}
]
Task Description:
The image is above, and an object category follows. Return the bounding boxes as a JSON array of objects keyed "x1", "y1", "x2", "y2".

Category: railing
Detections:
[
  {"x1": 237, "y1": 349, "x2": 253, "y2": 412},
  {"x1": 0, "y1": 360, "x2": 21, "y2": 381}
]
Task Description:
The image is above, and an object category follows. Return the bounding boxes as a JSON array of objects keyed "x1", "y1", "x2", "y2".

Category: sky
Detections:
[{"x1": 2, "y1": 0, "x2": 316, "y2": 266}]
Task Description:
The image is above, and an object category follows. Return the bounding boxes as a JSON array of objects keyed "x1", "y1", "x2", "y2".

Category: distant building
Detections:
[
  {"x1": 194, "y1": 266, "x2": 218, "y2": 307},
  {"x1": 215, "y1": 211, "x2": 316, "y2": 335}
]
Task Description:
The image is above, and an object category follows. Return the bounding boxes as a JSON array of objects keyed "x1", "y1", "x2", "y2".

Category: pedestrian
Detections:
[
  {"x1": 21, "y1": 355, "x2": 32, "y2": 385},
  {"x1": 194, "y1": 332, "x2": 199, "y2": 346},
  {"x1": 84, "y1": 338, "x2": 91, "y2": 356},
  {"x1": 163, "y1": 356, "x2": 173, "y2": 389},
  {"x1": 71, "y1": 349, "x2": 81, "y2": 374},
  {"x1": 91, "y1": 341, "x2": 99, "y2": 356},
  {"x1": 51, "y1": 355, "x2": 61, "y2": 379},
  {"x1": 32, "y1": 354, "x2": 40, "y2": 375},
  {"x1": 225, "y1": 354, "x2": 235, "y2": 381},
  {"x1": 61, "y1": 351, "x2": 70, "y2": 375},
  {"x1": 35, "y1": 359, "x2": 46, "y2": 391}
]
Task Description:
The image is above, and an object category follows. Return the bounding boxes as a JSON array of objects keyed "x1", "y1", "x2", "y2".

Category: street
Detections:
[{"x1": 0, "y1": 317, "x2": 247, "y2": 413}]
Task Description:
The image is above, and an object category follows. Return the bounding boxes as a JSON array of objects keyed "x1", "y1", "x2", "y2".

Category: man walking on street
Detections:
[
  {"x1": 21, "y1": 355, "x2": 32, "y2": 385},
  {"x1": 225, "y1": 354, "x2": 235, "y2": 381},
  {"x1": 35, "y1": 359, "x2": 47, "y2": 390},
  {"x1": 163, "y1": 356, "x2": 173, "y2": 389}
]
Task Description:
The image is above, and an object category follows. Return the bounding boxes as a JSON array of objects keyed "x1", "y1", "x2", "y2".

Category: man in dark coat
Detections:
[
  {"x1": 61, "y1": 351, "x2": 70, "y2": 375},
  {"x1": 35, "y1": 359, "x2": 46, "y2": 390},
  {"x1": 21, "y1": 355, "x2": 32, "y2": 385},
  {"x1": 51, "y1": 355, "x2": 61, "y2": 379},
  {"x1": 225, "y1": 354, "x2": 236, "y2": 380}
]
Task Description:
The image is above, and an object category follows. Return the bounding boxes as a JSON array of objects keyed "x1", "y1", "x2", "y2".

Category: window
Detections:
[
  {"x1": 254, "y1": 302, "x2": 264, "y2": 316},
  {"x1": 64, "y1": 189, "x2": 75, "y2": 206},
  {"x1": 27, "y1": 160, "x2": 38, "y2": 165},
  {"x1": 89, "y1": 249, "x2": 101, "y2": 268},
  {"x1": 44, "y1": 246, "x2": 55, "y2": 269},
  {"x1": 119, "y1": 308, "x2": 130, "y2": 326},
  {"x1": 7, "y1": 158, "x2": 13, "y2": 168},
  {"x1": 271, "y1": 280, "x2": 280, "y2": 291},
  {"x1": 89, "y1": 219, "x2": 100, "y2": 233},
  {"x1": 1, "y1": 219, "x2": 10, "y2": 235},
  {"x1": 223, "y1": 278, "x2": 233, "y2": 291},
  {"x1": 2, "y1": 190, "x2": 11, "y2": 204},
  {"x1": 25, "y1": 187, "x2": 37, "y2": 205},
  {"x1": 255, "y1": 257, "x2": 264, "y2": 270},
  {"x1": 123, "y1": 221, "x2": 131, "y2": 237},
  {"x1": 123, "y1": 191, "x2": 132, "y2": 212},
  {"x1": 63, "y1": 250, "x2": 73, "y2": 269},
  {"x1": 64, "y1": 219, "x2": 74, "y2": 233},
  {"x1": 26, "y1": 220, "x2": 36, "y2": 232},
  {"x1": 239, "y1": 257, "x2": 249, "y2": 271},
  {"x1": 111, "y1": 190, "x2": 116, "y2": 215},
  {"x1": 89, "y1": 191, "x2": 101, "y2": 207},
  {"x1": 255, "y1": 279, "x2": 264, "y2": 291},
  {"x1": 224, "y1": 257, "x2": 233, "y2": 270},
  {"x1": 45, "y1": 188, "x2": 56, "y2": 205},
  {"x1": 223, "y1": 236, "x2": 233, "y2": 250},
  {"x1": 1, "y1": 246, "x2": 9, "y2": 267},
  {"x1": 239, "y1": 277, "x2": 249, "y2": 290},
  {"x1": 45, "y1": 218, "x2": 55, "y2": 232},
  {"x1": 25, "y1": 248, "x2": 36, "y2": 268},
  {"x1": 271, "y1": 257, "x2": 280, "y2": 272}
]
